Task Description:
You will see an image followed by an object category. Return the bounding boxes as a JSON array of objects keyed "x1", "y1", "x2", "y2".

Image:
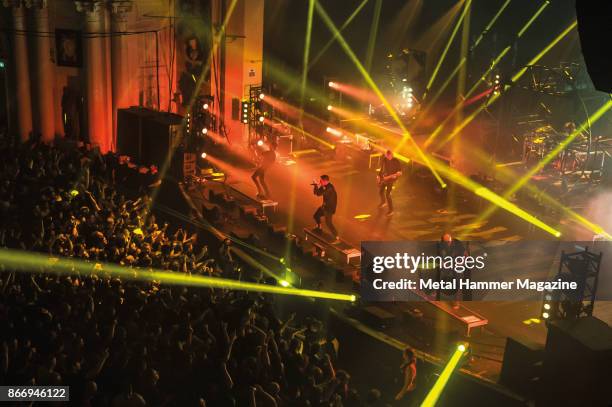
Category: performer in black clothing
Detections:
[
  {"x1": 378, "y1": 150, "x2": 402, "y2": 216},
  {"x1": 313, "y1": 174, "x2": 338, "y2": 240},
  {"x1": 252, "y1": 142, "x2": 277, "y2": 199},
  {"x1": 437, "y1": 232, "x2": 471, "y2": 301}
]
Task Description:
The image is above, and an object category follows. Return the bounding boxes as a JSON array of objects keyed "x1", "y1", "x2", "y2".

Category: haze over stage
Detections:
[{"x1": 1, "y1": 0, "x2": 611, "y2": 406}]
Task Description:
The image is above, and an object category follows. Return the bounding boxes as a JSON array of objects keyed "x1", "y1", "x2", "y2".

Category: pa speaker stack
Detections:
[
  {"x1": 539, "y1": 317, "x2": 612, "y2": 406},
  {"x1": 576, "y1": 1, "x2": 612, "y2": 92},
  {"x1": 117, "y1": 107, "x2": 184, "y2": 176}
]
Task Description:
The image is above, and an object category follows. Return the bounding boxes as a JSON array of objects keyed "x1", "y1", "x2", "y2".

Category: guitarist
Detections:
[
  {"x1": 251, "y1": 142, "x2": 277, "y2": 199},
  {"x1": 378, "y1": 150, "x2": 402, "y2": 216}
]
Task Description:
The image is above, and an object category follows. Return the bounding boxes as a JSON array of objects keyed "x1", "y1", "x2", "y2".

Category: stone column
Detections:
[
  {"x1": 4, "y1": 0, "x2": 33, "y2": 141},
  {"x1": 27, "y1": 0, "x2": 55, "y2": 143},
  {"x1": 75, "y1": 0, "x2": 110, "y2": 152},
  {"x1": 110, "y1": 0, "x2": 132, "y2": 150}
]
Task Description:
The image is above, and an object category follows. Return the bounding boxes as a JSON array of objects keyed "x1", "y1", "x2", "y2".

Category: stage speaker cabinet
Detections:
[
  {"x1": 576, "y1": 1, "x2": 612, "y2": 92},
  {"x1": 231, "y1": 98, "x2": 240, "y2": 121},
  {"x1": 117, "y1": 108, "x2": 143, "y2": 161},
  {"x1": 538, "y1": 316, "x2": 612, "y2": 406},
  {"x1": 117, "y1": 107, "x2": 184, "y2": 174},
  {"x1": 140, "y1": 112, "x2": 183, "y2": 167},
  {"x1": 499, "y1": 337, "x2": 543, "y2": 398}
]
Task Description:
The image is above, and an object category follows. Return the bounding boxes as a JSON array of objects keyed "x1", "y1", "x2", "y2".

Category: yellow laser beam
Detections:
[
  {"x1": 465, "y1": 98, "x2": 612, "y2": 239},
  {"x1": 424, "y1": 0, "x2": 472, "y2": 98},
  {"x1": 300, "y1": 0, "x2": 316, "y2": 108},
  {"x1": 421, "y1": 344, "x2": 468, "y2": 407},
  {"x1": 433, "y1": 20, "x2": 577, "y2": 152},
  {"x1": 517, "y1": 0, "x2": 550, "y2": 38},
  {"x1": 472, "y1": 0, "x2": 512, "y2": 49},
  {"x1": 369, "y1": 143, "x2": 561, "y2": 237},
  {"x1": 146, "y1": 0, "x2": 239, "y2": 217},
  {"x1": 365, "y1": 0, "x2": 383, "y2": 73},
  {"x1": 314, "y1": 2, "x2": 446, "y2": 188},
  {"x1": 0, "y1": 248, "x2": 356, "y2": 302},
  {"x1": 512, "y1": 20, "x2": 577, "y2": 83},
  {"x1": 286, "y1": 0, "x2": 370, "y2": 96},
  {"x1": 420, "y1": 0, "x2": 511, "y2": 112},
  {"x1": 425, "y1": 1, "x2": 550, "y2": 147}
]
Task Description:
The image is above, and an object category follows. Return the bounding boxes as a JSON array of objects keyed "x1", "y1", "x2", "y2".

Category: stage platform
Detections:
[{"x1": 303, "y1": 227, "x2": 361, "y2": 265}]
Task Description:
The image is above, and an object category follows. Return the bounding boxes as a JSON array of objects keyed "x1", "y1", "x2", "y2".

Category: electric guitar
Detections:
[{"x1": 377, "y1": 172, "x2": 401, "y2": 185}]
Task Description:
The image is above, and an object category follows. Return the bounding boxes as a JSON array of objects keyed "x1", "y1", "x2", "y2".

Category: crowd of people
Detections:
[{"x1": 0, "y1": 137, "x2": 391, "y2": 406}]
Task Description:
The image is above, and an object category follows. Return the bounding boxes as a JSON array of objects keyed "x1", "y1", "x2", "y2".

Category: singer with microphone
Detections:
[{"x1": 312, "y1": 174, "x2": 339, "y2": 241}]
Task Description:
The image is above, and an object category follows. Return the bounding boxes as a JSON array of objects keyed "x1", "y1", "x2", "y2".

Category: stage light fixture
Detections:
[
  {"x1": 328, "y1": 81, "x2": 337, "y2": 88},
  {"x1": 542, "y1": 312, "x2": 550, "y2": 319},
  {"x1": 544, "y1": 303, "x2": 551, "y2": 310},
  {"x1": 241, "y1": 100, "x2": 249, "y2": 124},
  {"x1": 203, "y1": 103, "x2": 209, "y2": 110},
  {"x1": 259, "y1": 116, "x2": 265, "y2": 123},
  {"x1": 279, "y1": 280, "x2": 290, "y2": 287},
  {"x1": 327, "y1": 105, "x2": 333, "y2": 111},
  {"x1": 201, "y1": 128, "x2": 208, "y2": 135},
  {"x1": 259, "y1": 93, "x2": 265, "y2": 100},
  {"x1": 257, "y1": 140, "x2": 264, "y2": 146},
  {"x1": 326, "y1": 127, "x2": 342, "y2": 137},
  {"x1": 201, "y1": 152, "x2": 207, "y2": 159}
]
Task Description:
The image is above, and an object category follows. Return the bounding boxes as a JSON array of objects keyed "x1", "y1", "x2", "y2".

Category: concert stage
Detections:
[{"x1": 184, "y1": 144, "x2": 612, "y2": 383}]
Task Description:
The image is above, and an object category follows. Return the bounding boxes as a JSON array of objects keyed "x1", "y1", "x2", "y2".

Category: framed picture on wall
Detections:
[{"x1": 56, "y1": 29, "x2": 82, "y2": 67}]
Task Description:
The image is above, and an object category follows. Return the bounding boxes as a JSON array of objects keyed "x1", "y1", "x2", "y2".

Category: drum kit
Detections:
[{"x1": 522, "y1": 124, "x2": 593, "y2": 176}]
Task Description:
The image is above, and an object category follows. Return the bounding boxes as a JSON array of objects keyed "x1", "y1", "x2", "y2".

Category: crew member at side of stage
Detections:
[
  {"x1": 378, "y1": 150, "x2": 402, "y2": 216},
  {"x1": 313, "y1": 174, "x2": 339, "y2": 240},
  {"x1": 251, "y1": 142, "x2": 277, "y2": 199},
  {"x1": 395, "y1": 347, "x2": 417, "y2": 401}
]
